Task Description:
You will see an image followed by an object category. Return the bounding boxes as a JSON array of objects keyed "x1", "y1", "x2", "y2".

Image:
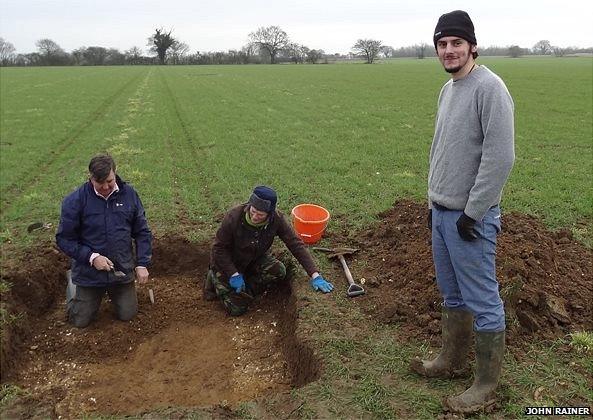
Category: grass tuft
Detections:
[
  {"x1": 0, "y1": 384, "x2": 24, "y2": 409},
  {"x1": 0, "y1": 280, "x2": 11, "y2": 294},
  {"x1": 570, "y1": 331, "x2": 593, "y2": 354},
  {"x1": 352, "y1": 375, "x2": 396, "y2": 418}
]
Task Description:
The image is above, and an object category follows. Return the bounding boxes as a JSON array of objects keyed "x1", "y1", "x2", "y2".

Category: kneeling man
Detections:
[{"x1": 56, "y1": 154, "x2": 152, "y2": 327}]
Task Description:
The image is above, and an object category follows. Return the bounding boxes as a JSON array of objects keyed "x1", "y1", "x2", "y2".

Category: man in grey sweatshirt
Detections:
[{"x1": 410, "y1": 10, "x2": 515, "y2": 414}]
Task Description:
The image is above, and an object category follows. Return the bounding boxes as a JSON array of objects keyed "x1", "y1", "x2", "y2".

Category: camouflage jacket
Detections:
[{"x1": 210, "y1": 204, "x2": 317, "y2": 280}]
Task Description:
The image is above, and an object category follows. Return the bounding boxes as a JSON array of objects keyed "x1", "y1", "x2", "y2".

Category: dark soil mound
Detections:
[
  {"x1": 0, "y1": 247, "x2": 70, "y2": 376},
  {"x1": 349, "y1": 200, "x2": 592, "y2": 349}
]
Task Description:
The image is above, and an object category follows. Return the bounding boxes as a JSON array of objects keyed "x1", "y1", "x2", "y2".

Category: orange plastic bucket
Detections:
[{"x1": 291, "y1": 204, "x2": 330, "y2": 244}]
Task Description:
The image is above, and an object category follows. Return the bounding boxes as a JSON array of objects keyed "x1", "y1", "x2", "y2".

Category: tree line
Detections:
[{"x1": 1, "y1": 27, "x2": 591, "y2": 67}]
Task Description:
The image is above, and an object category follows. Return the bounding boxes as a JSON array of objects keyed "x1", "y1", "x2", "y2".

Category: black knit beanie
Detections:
[{"x1": 433, "y1": 10, "x2": 477, "y2": 48}]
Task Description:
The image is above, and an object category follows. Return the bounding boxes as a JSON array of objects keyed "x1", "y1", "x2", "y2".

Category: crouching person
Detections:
[
  {"x1": 205, "y1": 185, "x2": 333, "y2": 316},
  {"x1": 56, "y1": 154, "x2": 153, "y2": 328}
]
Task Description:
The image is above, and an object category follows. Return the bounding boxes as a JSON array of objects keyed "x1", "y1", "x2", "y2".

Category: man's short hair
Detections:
[{"x1": 89, "y1": 154, "x2": 116, "y2": 182}]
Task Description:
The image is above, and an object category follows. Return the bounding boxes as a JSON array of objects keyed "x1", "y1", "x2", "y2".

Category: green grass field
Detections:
[
  {"x1": 1, "y1": 57, "x2": 591, "y2": 248},
  {"x1": 1, "y1": 58, "x2": 592, "y2": 418}
]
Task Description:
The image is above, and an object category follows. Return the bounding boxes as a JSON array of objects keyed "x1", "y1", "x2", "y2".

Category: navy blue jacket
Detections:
[{"x1": 56, "y1": 176, "x2": 152, "y2": 287}]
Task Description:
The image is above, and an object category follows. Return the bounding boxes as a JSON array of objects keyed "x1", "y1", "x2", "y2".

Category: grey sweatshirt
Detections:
[{"x1": 428, "y1": 65, "x2": 515, "y2": 221}]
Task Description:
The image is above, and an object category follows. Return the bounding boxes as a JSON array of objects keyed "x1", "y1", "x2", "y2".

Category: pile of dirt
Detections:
[
  {"x1": 349, "y1": 200, "x2": 592, "y2": 349},
  {"x1": 0, "y1": 246, "x2": 70, "y2": 376}
]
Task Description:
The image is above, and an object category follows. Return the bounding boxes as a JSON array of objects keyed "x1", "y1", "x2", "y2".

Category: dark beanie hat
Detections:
[
  {"x1": 248, "y1": 185, "x2": 277, "y2": 214},
  {"x1": 433, "y1": 10, "x2": 477, "y2": 48}
]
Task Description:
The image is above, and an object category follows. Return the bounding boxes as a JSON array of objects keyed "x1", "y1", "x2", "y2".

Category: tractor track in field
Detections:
[
  {"x1": 162, "y1": 132, "x2": 194, "y2": 231},
  {"x1": 158, "y1": 69, "x2": 214, "y2": 226},
  {"x1": 1, "y1": 72, "x2": 145, "y2": 215},
  {"x1": 158, "y1": 71, "x2": 194, "y2": 230}
]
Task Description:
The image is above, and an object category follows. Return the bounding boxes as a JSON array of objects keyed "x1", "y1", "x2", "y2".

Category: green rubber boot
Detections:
[
  {"x1": 445, "y1": 330, "x2": 505, "y2": 414},
  {"x1": 410, "y1": 307, "x2": 473, "y2": 378}
]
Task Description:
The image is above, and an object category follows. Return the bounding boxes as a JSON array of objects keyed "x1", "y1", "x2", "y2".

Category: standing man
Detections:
[
  {"x1": 205, "y1": 185, "x2": 333, "y2": 316},
  {"x1": 410, "y1": 10, "x2": 515, "y2": 414},
  {"x1": 56, "y1": 154, "x2": 152, "y2": 328}
]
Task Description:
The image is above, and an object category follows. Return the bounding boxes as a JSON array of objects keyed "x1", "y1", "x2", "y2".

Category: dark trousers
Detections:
[
  {"x1": 207, "y1": 254, "x2": 286, "y2": 316},
  {"x1": 66, "y1": 271, "x2": 138, "y2": 328}
]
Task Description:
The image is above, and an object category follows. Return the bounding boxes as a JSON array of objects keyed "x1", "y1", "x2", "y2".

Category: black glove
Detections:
[
  {"x1": 456, "y1": 212, "x2": 478, "y2": 241},
  {"x1": 427, "y1": 209, "x2": 432, "y2": 229}
]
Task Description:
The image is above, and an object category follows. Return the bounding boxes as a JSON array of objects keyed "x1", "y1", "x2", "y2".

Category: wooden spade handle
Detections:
[{"x1": 337, "y1": 255, "x2": 356, "y2": 286}]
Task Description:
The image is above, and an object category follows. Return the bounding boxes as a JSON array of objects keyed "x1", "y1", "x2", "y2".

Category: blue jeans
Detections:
[{"x1": 431, "y1": 205, "x2": 505, "y2": 332}]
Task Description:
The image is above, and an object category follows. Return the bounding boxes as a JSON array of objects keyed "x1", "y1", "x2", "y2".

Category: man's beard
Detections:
[{"x1": 445, "y1": 65, "x2": 462, "y2": 73}]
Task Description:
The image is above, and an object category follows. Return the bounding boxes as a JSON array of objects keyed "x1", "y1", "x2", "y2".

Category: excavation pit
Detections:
[{"x1": 0, "y1": 239, "x2": 319, "y2": 418}]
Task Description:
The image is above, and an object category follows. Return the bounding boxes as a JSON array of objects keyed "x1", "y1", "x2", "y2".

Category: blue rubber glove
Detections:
[
  {"x1": 229, "y1": 273, "x2": 245, "y2": 293},
  {"x1": 310, "y1": 275, "x2": 334, "y2": 293}
]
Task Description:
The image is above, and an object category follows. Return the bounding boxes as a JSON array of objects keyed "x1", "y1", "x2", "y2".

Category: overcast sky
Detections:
[{"x1": 1, "y1": 0, "x2": 591, "y2": 54}]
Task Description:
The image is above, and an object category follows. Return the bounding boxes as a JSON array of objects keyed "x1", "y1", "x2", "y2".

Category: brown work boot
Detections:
[
  {"x1": 444, "y1": 330, "x2": 505, "y2": 414},
  {"x1": 223, "y1": 291, "x2": 253, "y2": 316},
  {"x1": 410, "y1": 307, "x2": 473, "y2": 378}
]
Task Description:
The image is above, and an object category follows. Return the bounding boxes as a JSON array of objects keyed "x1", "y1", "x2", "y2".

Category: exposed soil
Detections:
[
  {"x1": 344, "y1": 200, "x2": 592, "y2": 351},
  {"x1": 0, "y1": 239, "x2": 319, "y2": 418},
  {"x1": 1, "y1": 200, "x2": 591, "y2": 417}
]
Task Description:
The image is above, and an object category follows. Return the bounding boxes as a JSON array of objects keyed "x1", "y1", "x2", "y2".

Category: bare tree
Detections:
[
  {"x1": 248, "y1": 26, "x2": 289, "y2": 64},
  {"x1": 168, "y1": 41, "x2": 190, "y2": 64},
  {"x1": 20, "y1": 53, "x2": 43, "y2": 66},
  {"x1": 479, "y1": 46, "x2": 510, "y2": 56},
  {"x1": 83, "y1": 46, "x2": 108, "y2": 65},
  {"x1": 36, "y1": 38, "x2": 66, "y2": 65},
  {"x1": 508, "y1": 45, "x2": 523, "y2": 58},
  {"x1": 552, "y1": 46, "x2": 565, "y2": 57},
  {"x1": 105, "y1": 48, "x2": 125, "y2": 65},
  {"x1": 416, "y1": 42, "x2": 428, "y2": 59},
  {"x1": 380, "y1": 45, "x2": 395, "y2": 58},
  {"x1": 148, "y1": 28, "x2": 176, "y2": 64},
  {"x1": 125, "y1": 46, "x2": 143, "y2": 65},
  {"x1": 532, "y1": 40, "x2": 552, "y2": 55},
  {"x1": 0, "y1": 37, "x2": 16, "y2": 66},
  {"x1": 71, "y1": 47, "x2": 85, "y2": 65},
  {"x1": 241, "y1": 43, "x2": 258, "y2": 64},
  {"x1": 284, "y1": 42, "x2": 307, "y2": 64},
  {"x1": 306, "y1": 49, "x2": 325, "y2": 64},
  {"x1": 352, "y1": 39, "x2": 382, "y2": 63}
]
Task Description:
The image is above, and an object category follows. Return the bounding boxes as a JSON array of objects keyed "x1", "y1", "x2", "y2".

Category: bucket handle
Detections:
[{"x1": 299, "y1": 229, "x2": 326, "y2": 238}]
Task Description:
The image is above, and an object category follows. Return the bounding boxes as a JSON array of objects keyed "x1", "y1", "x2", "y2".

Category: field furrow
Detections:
[
  {"x1": 0, "y1": 68, "x2": 150, "y2": 241},
  {"x1": 0, "y1": 69, "x2": 146, "y2": 211},
  {"x1": 157, "y1": 68, "x2": 215, "y2": 211}
]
